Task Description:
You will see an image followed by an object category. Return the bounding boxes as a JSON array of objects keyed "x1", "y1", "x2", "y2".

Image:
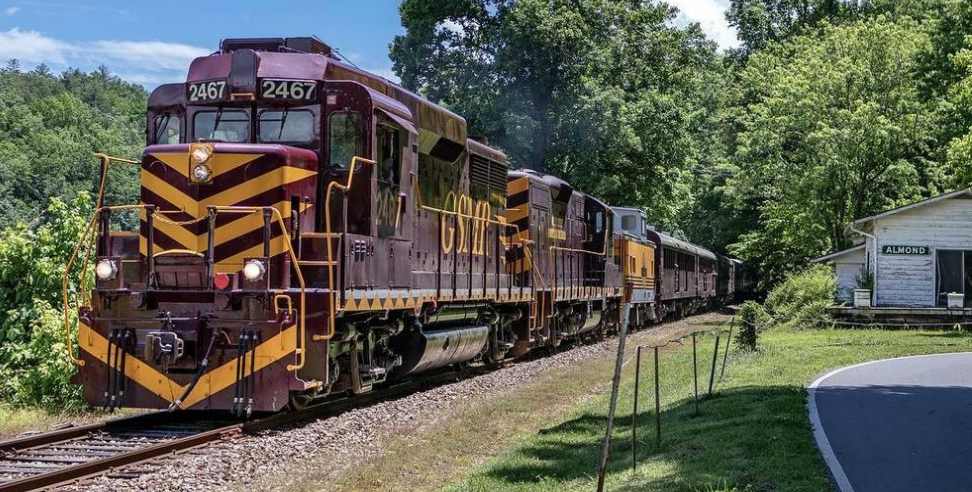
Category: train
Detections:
[{"x1": 67, "y1": 36, "x2": 752, "y2": 415}]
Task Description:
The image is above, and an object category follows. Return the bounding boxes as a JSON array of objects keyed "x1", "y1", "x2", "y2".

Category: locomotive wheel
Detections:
[{"x1": 288, "y1": 390, "x2": 318, "y2": 411}]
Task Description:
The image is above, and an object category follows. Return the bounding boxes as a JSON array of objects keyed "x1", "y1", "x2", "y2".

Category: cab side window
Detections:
[
  {"x1": 377, "y1": 124, "x2": 401, "y2": 186},
  {"x1": 328, "y1": 111, "x2": 362, "y2": 169},
  {"x1": 152, "y1": 114, "x2": 181, "y2": 144}
]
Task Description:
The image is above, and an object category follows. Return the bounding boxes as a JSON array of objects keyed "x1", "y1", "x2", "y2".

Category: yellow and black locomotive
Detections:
[{"x1": 67, "y1": 36, "x2": 740, "y2": 414}]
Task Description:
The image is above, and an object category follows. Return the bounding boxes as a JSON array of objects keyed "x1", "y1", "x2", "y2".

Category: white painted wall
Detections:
[
  {"x1": 873, "y1": 196, "x2": 972, "y2": 307},
  {"x1": 835, "y1": 256, "x2": 865, "y2": 303}
]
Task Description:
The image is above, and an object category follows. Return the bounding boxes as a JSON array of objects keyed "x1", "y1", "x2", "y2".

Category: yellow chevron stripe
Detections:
[
  {"x1": 139, "y1": 235, "x2": 291, "y2": 274},
  {"x1": 507, "y1": 176, "x2": 529, "y2": 196},
  {"x1": 147, "y1": 152, "x2": 263, "y2": 179},
  {"x1": 216, "y1": 235, "x2": 290, "y2": 273},
  {"x1": 505, "y1": 206, "x2": 528, "y2": 223},
  {"x1": 140, "y1": 166, "x2": 316, "y2": 219},
  {"x1": 78, "y1": 322, "x2": 296, "y2": 409},
  {"x1": 138, "y1": 200, "x2": 311, "y2": 254}
]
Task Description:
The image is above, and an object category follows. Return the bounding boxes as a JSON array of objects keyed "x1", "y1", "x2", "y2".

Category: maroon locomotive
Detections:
[{"x1": 67, "y1": 36, "x2": 739, "y2": 415}]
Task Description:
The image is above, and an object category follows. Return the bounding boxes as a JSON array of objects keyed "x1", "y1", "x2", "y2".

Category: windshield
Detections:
[
  {"x1": 193, "y1": 109, "x2": 249, "y2": 143},
  {"x1": 259, "y1": 109, "x2": 315, "y2": 144}
]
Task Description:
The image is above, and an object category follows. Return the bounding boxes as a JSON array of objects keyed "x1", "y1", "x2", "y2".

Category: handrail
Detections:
[
  {"x1": 93, "y1": 153, "x2": 140, "y2": 208},
  {"x1": 208, "y1": 205, "x2": 307, "y2": 372},
  {"x1": 62, "y1": 155, "x2": 140, "y2": 367},
  {"x1": 62, "y1": 203, "x2": 185, "y2": 366},
  {"x1": 321, "y1": 156, "x2": 375, "y2": 344}
]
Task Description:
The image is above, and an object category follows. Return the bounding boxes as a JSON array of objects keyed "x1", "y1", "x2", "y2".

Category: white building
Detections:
[
  {"x1": 813, "y1": 244, "x2": 865, "y2": 303},
  {"x1": 818, "y1": 188, "x2": 972, "y2": 309}
]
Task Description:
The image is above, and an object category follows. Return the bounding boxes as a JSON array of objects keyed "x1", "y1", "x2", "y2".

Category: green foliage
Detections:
[
  {"x1": 764, "y1": 265, "x2": 836, "y2": 328},
  {"x1": 0, "y1": 195, "x2": 92, "y2": 410},
  {"x1": 0, "y1": 65, "x2": 141, "y2": 409},
  {"x1": 0, "y1": 300, "x2": 83, "y2": 410},
  {"x1": 0, "y1": 64, "x2": 145, "y2": 226},
  {"x1": 391, "y1": 0, "x2": 726, "y2": 230},
  {"x1": 727, "y1": 17, "x2": 937, "y2": 286},
  {"x1": 736, "y1": 301, "x2": 767, "y2": 351}
]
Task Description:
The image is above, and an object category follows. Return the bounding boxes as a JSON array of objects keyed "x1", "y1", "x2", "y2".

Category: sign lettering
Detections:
[{"x1": 881, "y1": 245, "x2": 929, "y2": 255}]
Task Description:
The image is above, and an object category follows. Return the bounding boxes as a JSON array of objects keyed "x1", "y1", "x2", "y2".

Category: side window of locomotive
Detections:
[
  {"x1": 590, "y1": 210, "x2": 603, "y2": 241},
  {"x1": 153, "y1": 114, "x2": 181, "y2": 144},
  {"x1": 193, "y1": 110, "x2": 249, "y2": 143},
  {"x1": 328, "y1": 111, "x2": 362, "y2": 169},
  {"x1": 258, "y1": 109, "x2": 315, "y2": 144},
  {"x1": 376, "y1": 124, "x2": 402, "y2": 186},
  {"x1": 621, "y1": 214, "x2": 638, "y2": 235}
]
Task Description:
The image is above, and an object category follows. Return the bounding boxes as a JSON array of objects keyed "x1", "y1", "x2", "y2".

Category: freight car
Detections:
[{"x1": 65, "y1": 36, "x2": 742, "y2": 415}]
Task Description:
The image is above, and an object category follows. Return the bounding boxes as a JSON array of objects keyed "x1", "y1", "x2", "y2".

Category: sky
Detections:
[{"x1": 0, "y1": 0, "x2": 739, "y2": 89}]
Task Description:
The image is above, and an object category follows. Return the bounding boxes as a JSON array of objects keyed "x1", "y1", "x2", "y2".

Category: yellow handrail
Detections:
[
  {"x1": 208, "y1": 206, "x2": 307, "y2": 372},
  {"x1": 62, "y1": 155, "x2": 140, "y2": 367},
  {"x1": 321, "y1": 156, "x2": 375, "y2": 344}
]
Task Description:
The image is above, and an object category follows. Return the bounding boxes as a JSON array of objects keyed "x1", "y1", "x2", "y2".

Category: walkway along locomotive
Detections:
[{"x1": 65, "y1": 37, "x2": 743, "y2": 414}]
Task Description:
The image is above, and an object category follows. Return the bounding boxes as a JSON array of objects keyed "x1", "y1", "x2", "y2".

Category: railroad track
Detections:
[{"x1": 0, "y1": 369, "x2": 464, "y2": 491}]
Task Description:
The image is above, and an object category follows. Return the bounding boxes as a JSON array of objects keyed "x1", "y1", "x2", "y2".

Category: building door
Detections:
[{"x1": 935, "y1": 250, "x2": 972, "y2": 307}]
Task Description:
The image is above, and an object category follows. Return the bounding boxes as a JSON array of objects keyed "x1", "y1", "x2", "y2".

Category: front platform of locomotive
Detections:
[{"x1": 71, "y1": 38, "x2": 359, "y2": 415}]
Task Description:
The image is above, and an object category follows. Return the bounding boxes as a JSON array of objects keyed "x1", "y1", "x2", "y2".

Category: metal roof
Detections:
[
  {"x1": 651, "y1": 230, "x2": 716, "y2": 261},
  {"x1": 851, "y1": 188, "x2": 972, "y2": 227},
  {"x1": 811, "y1": 244, "x2": 865, "y2": 264}
]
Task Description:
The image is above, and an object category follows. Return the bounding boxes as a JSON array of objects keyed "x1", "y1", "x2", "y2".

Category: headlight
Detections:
[
  {"x1": 191, "y1": 163, "x2": 212, "y2": 183},
  {"x1": 190, "y1": 146, "x2": 211, "y2": 164},
  {"x1": 95, "y1": 259, "x2": 117, "y2": 280},
  {"x1": 242, "y1": 259, "x2": 266, "y2": 281}
]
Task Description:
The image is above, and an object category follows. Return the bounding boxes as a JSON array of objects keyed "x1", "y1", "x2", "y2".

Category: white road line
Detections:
[{"x1": 806, "y1": 351, "x2": 972, "y2": 492}]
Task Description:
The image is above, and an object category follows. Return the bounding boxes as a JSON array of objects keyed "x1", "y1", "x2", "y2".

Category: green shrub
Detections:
[
  {"x1": 0, "y1": 300, "x2": 82, "y2": 410},
  {"x1": 0, "y1": 195, "x2": 90, "y2": 410},
  {"x1": 764, "y1": 264, "x2": 836, "y2": 329},
  {"x1": 736, "y1": 300, "x2": 768, "y2": 351}
]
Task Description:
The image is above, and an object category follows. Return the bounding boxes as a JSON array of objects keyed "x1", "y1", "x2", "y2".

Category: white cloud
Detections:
[
  {"x1": 87, "y1": 40, "x2": 209, "y2": 71},
  {"x1": 665, "y1": 0, "x2": 740, "y2": 50},
  {"x1": 0, "y1": 28, "x2": 71, "y2": 64},
  {"x1": 0, "y1": 28, "x2": 208, "y2": 86},
  {"x1": 5, "y1": 6, "x2": 19, "y2": 15}
]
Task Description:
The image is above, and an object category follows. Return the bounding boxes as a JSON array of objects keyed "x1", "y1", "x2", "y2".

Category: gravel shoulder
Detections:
[{"x1": 61, "y1": 311, "x2": 731, "y2": 492}]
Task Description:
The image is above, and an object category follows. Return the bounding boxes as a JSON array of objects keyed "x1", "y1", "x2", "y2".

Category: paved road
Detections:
[{"x1": 809, "y1": 352, "x2": 972, "y2": 492}]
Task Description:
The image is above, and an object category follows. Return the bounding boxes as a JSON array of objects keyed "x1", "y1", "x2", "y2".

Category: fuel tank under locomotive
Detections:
[{"x1": 391, "y1": 305, "x2": 492, "y2": 376}]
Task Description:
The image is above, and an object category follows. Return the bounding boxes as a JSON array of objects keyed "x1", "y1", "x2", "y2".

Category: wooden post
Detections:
[
  {"x1": 692, "y1": 333, "x2": 699, "y2": 415},
  {"x1": 632, "y1": 345, "x2": 642, "y2": 472},
  {"x1": 721, "y1": 318, "x2": 734, "y2": 380},
  {"x1": 708, "y1": 332, "x2": 720, "y2": 397},
  {"x1": 654, "y1": 345, "x2": 661, "y2": 448},
  {"x1": 596, "y1": 304, "x2": 631, "y2": 492}
]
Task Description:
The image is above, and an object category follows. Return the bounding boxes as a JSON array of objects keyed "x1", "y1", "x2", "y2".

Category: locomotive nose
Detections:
[{"x1": 139, "y1": 143, "x2": 318, "y2": 275}]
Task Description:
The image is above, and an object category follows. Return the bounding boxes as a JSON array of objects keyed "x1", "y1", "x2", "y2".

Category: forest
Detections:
[{"x1": 1, "y1": 0, "x2": 972, "y2": 408}]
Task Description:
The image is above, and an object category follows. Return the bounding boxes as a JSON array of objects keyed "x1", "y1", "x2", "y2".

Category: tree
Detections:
[
  {"x1": 391, "y1": 0, "x2": 727, "y2": 230},
  {"x1": 727, "y1": 17, "x2": 937, "y2": 286},
  {"x1": 0, "y1": 67, "x2": 145, "y2": 226},
  {"x1": 725, "y1": 0, "x2": 938, "y2": 57}
]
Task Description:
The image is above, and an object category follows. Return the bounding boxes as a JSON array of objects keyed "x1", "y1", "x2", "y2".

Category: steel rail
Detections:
[{"x1": 0, "y1": 368, "x2": 466, "y2": 492}]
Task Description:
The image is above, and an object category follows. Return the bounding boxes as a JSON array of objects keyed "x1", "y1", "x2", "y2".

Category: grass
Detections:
[
  {"x1": 445, "y1": 326, "x2": 972, "y2": 492},
  {"x1": 0, "y1": 404, "x2": 142, "y2": 439},
  {"x1": 272, "y1": 315, "x2": 731, "y2": 492}
]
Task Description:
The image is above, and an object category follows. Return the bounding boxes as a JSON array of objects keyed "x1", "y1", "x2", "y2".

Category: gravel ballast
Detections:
[{"x1": 62, "y1": 312, "x2": 731, "y2": 491}]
